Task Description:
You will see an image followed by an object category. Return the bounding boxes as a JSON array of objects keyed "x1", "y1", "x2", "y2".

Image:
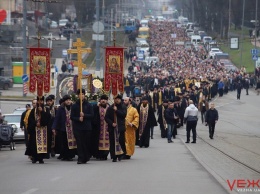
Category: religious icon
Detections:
[
  {"x1": 32, "y1": 56, "x2": 46, "y2": 74},
  {"x1": 108, "y1": 56, "x2": 121, "y2": 73},
  {"x1": 59, "y1": 77, "x2": 74, "y2": 98}
]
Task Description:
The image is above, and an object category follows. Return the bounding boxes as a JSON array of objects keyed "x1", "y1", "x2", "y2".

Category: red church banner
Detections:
[
  {"x1": 29, "y1": 48, "x2": 51, "y2": 96},
  {"x1": 104, "y1": 47, "x2": 124, "y2": 96}
]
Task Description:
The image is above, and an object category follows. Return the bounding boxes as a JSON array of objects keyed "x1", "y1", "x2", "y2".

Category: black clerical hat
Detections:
[
  {"x1": 63, "y1": 95, "x2": 71, "y2": 101},
  {"x1": 100, "y1": 94, "x2": 108, "y2": 100},
  {"x1": 114, "y1": 94, "x2": 122, "y2": 100},
  {"x1": 45, "y1": 96, "x2": 52, "y2": 102},
  {"x1": 49, "y1": 94, "x2": 55, "y2": 100}
]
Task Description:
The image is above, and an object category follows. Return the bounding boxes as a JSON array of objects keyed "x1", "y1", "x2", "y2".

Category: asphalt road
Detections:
[
  {"x1": 0, "y1": 88, "x2": 259, "y2": 194},
  {"x1": 0, "y1": 135, "x2": 228, "y2": 194}
]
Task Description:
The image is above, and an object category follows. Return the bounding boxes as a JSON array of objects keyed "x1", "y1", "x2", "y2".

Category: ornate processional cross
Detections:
[{"x1": 67, "y1": 38, "x2": 92, "y2": 112}]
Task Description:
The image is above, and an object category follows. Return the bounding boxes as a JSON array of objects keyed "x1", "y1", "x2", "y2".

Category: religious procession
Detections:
[{"x1": 18, "y1": 18, "x2": 259, "y2": 166}]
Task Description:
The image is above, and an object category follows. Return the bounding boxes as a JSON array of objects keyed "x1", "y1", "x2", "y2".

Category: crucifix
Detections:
[{"x1": 67, "y1": 38, "x2": 92, "y2": 112}]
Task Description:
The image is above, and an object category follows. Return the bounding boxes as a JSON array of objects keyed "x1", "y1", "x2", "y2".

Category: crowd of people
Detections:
[
  {"x1": 61, "y1": 59, "x2": 74, "y2": 73},
  {"x1": 20, "y1": 91, "x2": 154, "y2": 164},
  {"x1": 124, "y1": 21, "x2": 260, "y2": 102},
  {"x1": 18, "y1": 20, "x2": 259, "y2": 164},
  {"x1": 20, "y1": 88, "x2": 220, "y2": 164}
]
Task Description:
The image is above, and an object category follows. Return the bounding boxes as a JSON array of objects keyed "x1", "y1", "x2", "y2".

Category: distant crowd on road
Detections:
[{"x1": 123, "y1": 21, "x2": 260, "y2": 102}]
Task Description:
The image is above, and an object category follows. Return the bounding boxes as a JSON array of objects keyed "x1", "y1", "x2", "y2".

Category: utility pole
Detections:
[
  {"x1": 255, "y1": 0, "x2": 258, "y2": 69},
  {"x1": 240, "y1": 0, "x2": 245, "y2": 69},
  {"x1": 95, "y1": 0, "x2": 101, "y2": 77},
  {"x1": 102, "y1": 0, "x2": 105, "y2": 23},
  {"x1": 115, "y1": 4, "x2": 118, "y2": 25},
  {"x1": 228, "y1": 0, "x2": 231, "y2": 38},
  {"x1": 22, "y1": 0, "x2": 27, "y2": 97},
  {"x1": 191, "y1": 0, "x2": 195, "y2": 22},
  {"x1": 110, "y1": 9, "x2": 113, "y2": 45}
]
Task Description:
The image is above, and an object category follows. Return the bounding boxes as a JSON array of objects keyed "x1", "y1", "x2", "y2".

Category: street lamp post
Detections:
[
  {"x1": 228, "y1": 0, "x2": 231, "y2": 39},
  {"x1": 255, "y1": 0, "x2": 258, "y2": 68},
  {"x1": 95, "y1": 0, "x2": 101, "y2": 77},
  {"x1": 22, "y1": 0, "x2": 27, "y2": 97},
  {"x1": 240, "y1": 0, "x2": 245, "y2": 69}
]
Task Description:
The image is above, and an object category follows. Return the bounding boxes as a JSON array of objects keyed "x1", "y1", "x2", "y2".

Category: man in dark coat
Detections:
[
  {"x1": 45, "y1": 95, "x2": 57, "y2": 158},
  {"x1": 179, "y1": 93, "x2": 188, "y2": 127},
  {"x1": 27, "y1": 96, "x2": 51, "y2": 164},
  {"x1": 105, "y1": 94, "x2": 127, "y2": 162},
  {"x1": 164, "y1": 101, "x2": 178, "y2": 143},
  {"x1": 205, "y1": 102, "x2": 219, "y2": 139},
  {"x1": 52, "y1": 95, "x2": 76, "y2": 161},
  {"x1": 244, "y1": 78, "x2": 250, "y2": 95},
  {"x1": 157, "y1": 99, "x2": 168, "y2": 138},
  {"x1": 236, "y1": 80, "x2": 243, "y2": 100},
  {"x1": 136, "y1": 96, "x2": 157, "y2": 148},
  {"x1": 71, "y1": 89, "x2": 94, "y2": 164},
  {"x1": 20, "y1": 104, "x2": 31, "y2": 147}
]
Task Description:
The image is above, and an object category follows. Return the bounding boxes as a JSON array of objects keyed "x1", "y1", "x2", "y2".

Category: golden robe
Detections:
[{"x1": 125, "y1": 106, "x2": 139, "y2": 156}]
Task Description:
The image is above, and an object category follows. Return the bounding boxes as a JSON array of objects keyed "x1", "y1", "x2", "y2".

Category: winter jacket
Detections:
[
  {"x1": 205, "y1": 108, "x2": 219, "y2": 123},
  {"x1": 184, "y1": 104, "x2": 198, "y2": 122}
]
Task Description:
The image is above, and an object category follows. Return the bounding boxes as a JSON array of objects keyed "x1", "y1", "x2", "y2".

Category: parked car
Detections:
[
  {"x1": 209, "y1": 48, "x2": 222, "y2": 58},
  {"x1": 59, "y1": 19, "x2": 69, "y2": 28},
  {"x1": 214, "y1": 53, "x2": 229, "y2": 61},
  {"x1": 3, "y1": 114, "x2": 23, "y2": 140},
  {"x1": 217, "y1": 59, "x2": 238, "y2": 71},
  {"x1": 0, "y1": 76, "x2": 13, "y2": 90},
  {"x1": 50, "y1": 21, "x2": 58, "y2": 28},
  {"x1": 156, "y1": 16, "x2": 165, "y2": 21},
  {"x1": 13, "y1": 107, "x2": 26, "y2": 115}
]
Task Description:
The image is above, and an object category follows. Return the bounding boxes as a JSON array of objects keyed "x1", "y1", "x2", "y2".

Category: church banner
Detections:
[
  {"x1": 29, "y1": 48, "x2": 51, "y2": 96},
  {"x1": 104, "y1": 47, "x2": 124, "y2": 96}
]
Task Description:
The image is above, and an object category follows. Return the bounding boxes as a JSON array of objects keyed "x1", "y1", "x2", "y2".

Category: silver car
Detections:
[
  {"x1": 13, "y1": 107, "x2": 26, "y2": 115},
  {"x1": 3, "y1": 114, "x2": 23, "y2": 140}
]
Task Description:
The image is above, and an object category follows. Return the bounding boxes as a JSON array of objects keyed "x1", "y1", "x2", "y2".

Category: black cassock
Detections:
[
  {"x1": 26, "y1": 107, "x2": 51, "y2": 161},
  {"x1": 136, "y1": 104, "x2": 157, "y2": 148}
]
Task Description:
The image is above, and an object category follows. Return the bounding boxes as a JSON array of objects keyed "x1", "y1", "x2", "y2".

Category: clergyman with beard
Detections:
[
  {"x1": 136, "y1": 96, "x2": 157, "y2": 148},
  {"x1": 91, "y1": 94, "x2": 110, "y2": 160},
  {"x1": 105, "y1": 94, "x2": 127, "y2": 162}
]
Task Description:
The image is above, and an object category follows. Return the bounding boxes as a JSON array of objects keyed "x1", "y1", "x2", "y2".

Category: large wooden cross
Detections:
[{"x1": 67, "y1": 38, "x2": 92, "y2": 112}]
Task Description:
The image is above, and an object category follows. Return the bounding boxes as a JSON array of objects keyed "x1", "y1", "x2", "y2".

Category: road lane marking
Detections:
[
  {"x1": 50, "y1": 176, "x2": 61, "y2": 182},
  {"x1": 21, "y1": 188, "x2": 38, "y2": 194}
]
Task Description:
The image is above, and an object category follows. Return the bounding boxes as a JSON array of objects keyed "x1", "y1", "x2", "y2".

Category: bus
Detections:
[
  {"x1": 124, "y1": 19, "x2": 136, "y2": 34},
  {"x1": 138, "y1": 27, "x2": 149, "y2": 39}
]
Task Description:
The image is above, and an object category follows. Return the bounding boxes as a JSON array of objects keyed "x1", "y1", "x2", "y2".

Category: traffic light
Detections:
[{"x1": 149, "y1": 9, "x2": 152, "y2": 13}]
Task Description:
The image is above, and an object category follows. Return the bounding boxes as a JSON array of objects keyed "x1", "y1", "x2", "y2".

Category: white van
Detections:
[
  {"x1": 186, "y1": 29, "x2": 194, "y2": 37},
  {"x1": 191, "y1": 35, "x2": 201, "y2": 45},
  {"x1": 203, "y1": 36, "x2": 212, "y2": 44},
  {"x1": 140, "y1": 19, "x2": 149, "y2": 27}
]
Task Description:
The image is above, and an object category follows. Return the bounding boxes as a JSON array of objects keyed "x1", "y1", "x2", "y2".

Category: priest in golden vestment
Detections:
[
  {"x1": 184, "y1": 78, "x2": 191, "y2": 90},
  {"x1": 158, "y1": 88, "x2": 164, "y2": 106},
  {"x1": 123, "y1": 97, "x2": 139, "y2": 159}
]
